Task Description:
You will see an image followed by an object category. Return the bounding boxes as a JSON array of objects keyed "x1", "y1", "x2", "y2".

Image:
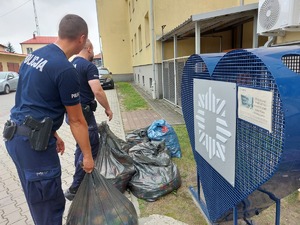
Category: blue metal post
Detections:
[
  {"x1": 197, "y1": 171, "x2": 200, "y2": 200},
  {"x1": 233, "y1": 206, "x2": 238, "y2": 225},
  {"x1": 258, "y1": 188, "x2": 281, "y2": 225},
  {"x1": 275, "y1": 199, "x2": 281, "y2": 225}
]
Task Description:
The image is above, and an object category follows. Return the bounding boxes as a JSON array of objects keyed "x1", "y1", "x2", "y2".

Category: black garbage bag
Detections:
[
  {"x1": 66, "y1": 171, "x2": 138, "y2": 225},
  {"x1": 128, "y1": 141, "x2": 181, "y2": 202},
  {"x1": 95, "y1": 122, "x2": 136, "y2": 193},
  {"x1": 125, "y1": 127, "x2": 149, "y2": 151}
]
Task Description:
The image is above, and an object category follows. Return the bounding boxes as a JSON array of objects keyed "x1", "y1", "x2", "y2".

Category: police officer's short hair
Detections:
[{"x1": 58, "y1": 14, "x2": 88, "y2": 40}]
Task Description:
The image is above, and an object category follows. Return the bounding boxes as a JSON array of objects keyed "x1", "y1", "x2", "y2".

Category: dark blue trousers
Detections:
[
  {"x1": 5, "y1": 135, "x2": 65, "y2": 225},
  {"x1": 70, "y1": 113, "x2": 99, "y2": 190}
]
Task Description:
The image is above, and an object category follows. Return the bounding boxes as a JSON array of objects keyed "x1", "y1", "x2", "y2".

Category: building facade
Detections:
[
  {"x1": 0, "y1": 44, "x2": 7, "y2": 52},
  {"x1": 20, "y1": 35, "x2": 57, "y2": 54},
  {"x1": 0, "y1": 51, "x2": 26, "y2": 72},
  {"x1": 96, "y1": 0, "x2": 300, "y2": 102}
]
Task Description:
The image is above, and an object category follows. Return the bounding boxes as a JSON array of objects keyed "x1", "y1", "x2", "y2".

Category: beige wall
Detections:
[
  {"x1": 97, "y1": 0, "x2": 132, "y2": 74},
  {"x1": 242, "y1": 21, "x2": 268, "y2": 48},
  {"x1": 0, "y1": 54, "x2": 25, "y2": 72},
  {"x1": 244, "y1": 0, "x2": 258, "y2": 4},
  {"x1": 154, "y1": 0, "x2": 241, "y2": 62},
  {"x1": 21, "y1": 43, "x2": 48, "y2": 54},
  {"x1": 127, "y1": 0, "x2": 152, "y2": 67},
  {"x1": 97, "y1": 0, "x2": 300, "y2": 75},
  {"x1": 277, "y1": 32, "x2": 300, "y2": 44},
  {"x1": 154, "y1": 0, "x2": 240, "y2": 35}
]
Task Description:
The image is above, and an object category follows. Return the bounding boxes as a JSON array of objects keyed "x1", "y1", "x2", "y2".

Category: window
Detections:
[
  {"x1": 138, "y1": 25, "x2": 142, "y2": 51},
  {"x1": 134, "y1": 33, "x2": 137, "y2": 54},
  {"x1": 27, "y1": 47, "x2": 33, "y2": 54},
  {"x1": 144, "y1": 12, "x2": 150, "y2": 47},
  {"x1": 149, "y1": 78, "x2": 153, "y2": 88},
  {"x1": 138, "y1": 74, "x2": 140, "y2": 83},
  {"x1": 132, "y1": 0, "x2": 135, "y2": 12},
  {"x1": 142, "y1": 76, "x2": 145, "y2": 86},
  {"x1": 131, "y1": 39, "x2": 134, "y2": 57},
  {"x1": 7, "y1": 73, "x2": 14, "y2": 80},
  {"x1": 7, "y1": 62, "x2": 19, "y2": 72},
  {"x1": 128, "y1": 1, "x2": 132, "y2": 21}
]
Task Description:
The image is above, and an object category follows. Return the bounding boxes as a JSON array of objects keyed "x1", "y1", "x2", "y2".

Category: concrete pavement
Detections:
[
  {"x1": 0, "y1": 89, "x2": 135, "y2": 224},
  {"x1": 0, "y1": 88, "x2": 188, "y2": 225}
]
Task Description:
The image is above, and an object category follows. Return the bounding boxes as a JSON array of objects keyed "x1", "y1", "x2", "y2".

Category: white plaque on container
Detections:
[
  {"x1": 194, "y1": 79, "x2": 237, "y2": 187},
  {"x1": 238, "y1": 87, "x2": 273, "y2": 133}
]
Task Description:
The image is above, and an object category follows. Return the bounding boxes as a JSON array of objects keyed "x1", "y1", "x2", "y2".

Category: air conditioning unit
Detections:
[{"x1": 257, "y1": 0, "x2": 300, "y2": 35}]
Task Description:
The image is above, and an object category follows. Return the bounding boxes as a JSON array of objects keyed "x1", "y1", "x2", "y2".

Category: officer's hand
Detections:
[
  {"x1": 105, "y1": 109, "x2": 113, "y2": 121},
  {"x1": 82, "y1": 156, "x2": 94, "y2": 173},
  {"x1": 54, "y1": 133, "x2": 65, "y2": 155}
]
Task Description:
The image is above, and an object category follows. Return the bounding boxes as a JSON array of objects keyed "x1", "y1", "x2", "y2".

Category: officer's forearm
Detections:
[
  {"x1": 66, "y1": 104, "x2": 93, "y2": 158},
  {"x1": 95, "y1": 90, "x2": 111, "y2": 112},
  {"x1": 69, "y1": 120, "x2": 92, "y2": 158}
]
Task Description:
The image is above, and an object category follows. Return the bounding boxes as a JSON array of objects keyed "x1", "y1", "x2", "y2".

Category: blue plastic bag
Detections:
[{"x1": 147, "y1": 119, "x2": 181, "y2": 158}]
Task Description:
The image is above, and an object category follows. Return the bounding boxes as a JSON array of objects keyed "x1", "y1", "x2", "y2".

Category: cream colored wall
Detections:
[
  {"x1": 97, "y1": 0, "x2": 300, "y2": 76},
  {"x1": 242, "y1": 21, "x2": 253, "y2": 48},
  {"x1": 128, "y1": 0, "x2": 241, "y2": 65},
  {"x1": 244, "y1": 0, "x2": 258, "y2": 4},
  {"x1": 154, "y1": 0, "x2": 241, "y2": 62},
  {"x1": 163, "y1": 29, "x2": 234, "y2": 59},
  {"x1": 21, "y1": 43, "x2": 48, "y2": 54},
  {"x1": 128, "y1": 0, "x2": 153, "y2": 67},
  {"x1": 96, "y1": 0, "x2": 132, "y2": 74},
  {"x1": 154, "y1": 0, "x2": 240, "y2": 35},
  {"x1": 277, "y1": 32, "x2": 300, "y2": 44},
  {"x1": 163, "y1": 37, "x2": 195, "y2": 60},
  {"x1": 242, "y1": 21, "x2": 269, "y2": 48},
  {"x1": 0, "y1": 54, "x2": 25, "y2": 71}
]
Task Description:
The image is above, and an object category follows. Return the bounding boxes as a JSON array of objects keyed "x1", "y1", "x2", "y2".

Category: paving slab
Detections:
[
  {"x1": 0, "y1": 89, "x2": 186, "y2": 225},
  {"x1": 0, "y1": 90, "x2": 133, "y2": 224},
  {"x1": 122, "y1": 109, "x2": 161, "y2": 131}
]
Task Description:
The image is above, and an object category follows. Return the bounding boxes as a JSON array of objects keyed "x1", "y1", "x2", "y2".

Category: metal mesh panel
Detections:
[
  {"x1": 176, "y1": 58, "x2": 188, "y2": 107},
  {"x1": 169, "y1": 61, "x2": 175, "y2": 103},
  {"x1": 182, "y1": 50, "x2": 285, "y2": 222},
  {"x1": 163, "y1": 62, "x2": 170, "y2": 100},
  {"x1": 181, "y1": 54, "x2": 213, "y2": 219},
  {"x1": 281, "y1": 54, "x2": 300, "y2": 74},
  {"x1": 162, "y1": 60, "x2": 176, "y2": 104}
]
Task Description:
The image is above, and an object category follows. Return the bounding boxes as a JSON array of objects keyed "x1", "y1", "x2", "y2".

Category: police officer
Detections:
[
  {"x1": 64, "y1": 39, "x2": 113, "y2": 200},
  {"x1": 4, "y1": 14, "x2": 94, "y2": 225}
]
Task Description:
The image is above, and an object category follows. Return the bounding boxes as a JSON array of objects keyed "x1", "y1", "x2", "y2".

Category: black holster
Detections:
[
  {"x1": 89, "y1": 100, "x2": 97, "y2": 112},
  {"x1": 23, "y1": 116, "x2": 53, "y2": 151},
  {"x1": 82, "y1": 105, "x2": 93, "y2": 124},
  {"x1": 82, "y1": 100, "x2": 97, "y2": 123}
]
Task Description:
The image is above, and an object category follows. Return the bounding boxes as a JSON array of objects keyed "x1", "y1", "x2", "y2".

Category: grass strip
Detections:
[{"x1": 116, "y1": 82, "x2": 149, "y2": 111}]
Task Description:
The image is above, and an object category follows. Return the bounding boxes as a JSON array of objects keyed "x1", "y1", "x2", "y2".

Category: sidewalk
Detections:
[
  {"x1": 121, "y1": 84, "x2": 184, "y2": 132},
  {"x1": 0, "y1": 89, "x2": 134, "y2": 225},
  {"x1": 0, "y1": 89, "x2": 187, "y2": 225}
]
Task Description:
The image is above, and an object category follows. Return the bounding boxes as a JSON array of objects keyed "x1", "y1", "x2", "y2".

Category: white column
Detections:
[
  {"x1": 174, "y1": 35, "x2": 178, "y2": 105},
  {"x1": 195, "y1": 21, "x2": 201, "y2": 54},
  {"x1": 253, "y1": 13, "x2": 258, "y2": 48}
]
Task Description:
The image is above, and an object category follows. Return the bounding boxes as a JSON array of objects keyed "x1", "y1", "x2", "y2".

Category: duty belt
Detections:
[
  {"x1": 3, "y1": 116, "x2": 54, "y2": 151},
  {"x1": 15, "y1": 125, "x2": 31, "y2": 137}
]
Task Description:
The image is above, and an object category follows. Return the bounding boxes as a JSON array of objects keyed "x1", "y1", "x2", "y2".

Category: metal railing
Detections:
[{"x1": 162, "y1": 56, "x2": 189, "y2": 107}]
